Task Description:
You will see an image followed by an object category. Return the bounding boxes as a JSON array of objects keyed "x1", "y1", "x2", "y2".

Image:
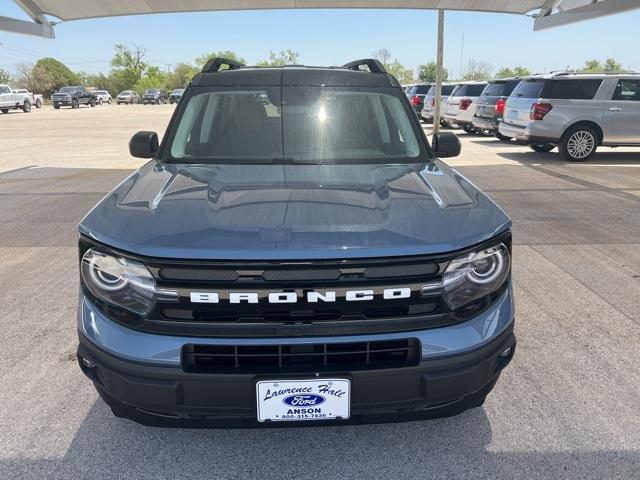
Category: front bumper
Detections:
[{"x1": 77, "y1": 286, "x2": 515, "y2": 426}]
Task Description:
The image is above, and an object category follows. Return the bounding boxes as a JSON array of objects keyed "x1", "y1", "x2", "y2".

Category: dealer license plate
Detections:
[{"x1": 256, "y1": 379, "x2": 351, "y2": 422}]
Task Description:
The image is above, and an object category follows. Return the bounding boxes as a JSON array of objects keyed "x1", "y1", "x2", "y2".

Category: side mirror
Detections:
[
  {"x1": 432, "y1": 131, "x2": 461, "y2": 158},
  {"x1": 129, "y1": 131, "x2": 159, "y2": 159}
]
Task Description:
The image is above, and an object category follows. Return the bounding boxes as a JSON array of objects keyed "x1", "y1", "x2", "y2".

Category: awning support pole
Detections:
[{"x1": 433, "y1": 9, "x2": 444, "y2": 136}]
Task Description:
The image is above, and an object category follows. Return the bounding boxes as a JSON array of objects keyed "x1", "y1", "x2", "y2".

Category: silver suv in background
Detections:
[
  {"x1": 93, "y1": 90, "x2": 112, "y2": 105},
  {"x1": 499, "y1": 73, "x2": 640, "y2": 161},
  {"x1": 421, "y1": 83, "x2": 456, "y2": 124},
  {"x1": 443, "y1": 81, "x2": 488, "y2": 134},
  {"x1": 472, "y1": 79, "x2": 521, "y2": 141}
]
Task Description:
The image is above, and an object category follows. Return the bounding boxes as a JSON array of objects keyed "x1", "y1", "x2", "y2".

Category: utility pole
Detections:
[
  {"x1": 459, "y1": 33, "x2": 464, "y2": 80},
  {"x1": 433, "y1": 9, "x2": 445, "y2": 136}
]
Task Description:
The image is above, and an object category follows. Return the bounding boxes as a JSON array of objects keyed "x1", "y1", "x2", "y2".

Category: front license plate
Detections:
[{"x1": 256, "y1": 379, "x2": 351, "y2": 422}]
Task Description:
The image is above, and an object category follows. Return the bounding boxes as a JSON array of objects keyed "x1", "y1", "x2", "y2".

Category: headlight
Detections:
[
  {"x1": 81, "y1": 249, "x2": 158, "y2": 316},
  {"x1": 441, "y1": 243, "x2": 510, "y2": 310}
]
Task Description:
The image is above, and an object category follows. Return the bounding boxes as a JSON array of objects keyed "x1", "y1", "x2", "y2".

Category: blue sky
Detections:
[{"x1": 1, "y1": 3, "x2": 639, "y2": 79}]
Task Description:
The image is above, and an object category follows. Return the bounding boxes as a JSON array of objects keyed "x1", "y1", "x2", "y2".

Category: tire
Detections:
[
  {"x1": 559, "y1": 124, "x2": 599, "y2": 162},
  {"x1": 529, "y1": 144, "x2": 556, "y2": 153},
  {"x1": 495, "y1": 131, "x2": 512, "y2": 142},
  {"x1": 462, "y1": 125, "x2": 477, "y2": 135},
  {"x1": 22, "y1": 101, "x2": 31, "y2": 113},
  {"x1": 89, "y1": 99, "x2": 96, "y2": 107},
  {"x1": 72, "y1": 99, "x2": 79, "y2": 109},
  {"x1": 1, "y1": 108, "x2": 9, "y2": 114},
  {"x1": 98, "y1": 98, "x2": 103, "y2": 105},
  {"x1": 53, "y1": 104, "x2": 60, "y2": 110},
  {"x1": 108, "y1": 99, "x2": 112, "y2": 104},
  {"x1": 35, "y1": 99, "x2": 42, "y2": 108}
]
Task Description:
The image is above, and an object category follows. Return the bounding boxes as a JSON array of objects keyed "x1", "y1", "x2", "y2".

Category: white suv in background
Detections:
[
  {"x1": 443, "y1": 81, "x2": 488, "y2": 134},
  {"x1": 93, "y1": 90, "x2": 112, "y2": 105},
  {"x1": 499, "y1": 73, "x2": 640, "y2": 161}
]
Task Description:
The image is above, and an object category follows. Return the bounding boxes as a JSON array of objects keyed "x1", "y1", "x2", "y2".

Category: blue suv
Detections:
[{"x1": 76, "y1": 58, "x2": 515, "y2": 427}]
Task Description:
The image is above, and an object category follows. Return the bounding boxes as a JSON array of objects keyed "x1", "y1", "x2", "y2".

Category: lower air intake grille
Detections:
[{"x1": 182, "y1": 339, "x2": 420, "y2": 374}]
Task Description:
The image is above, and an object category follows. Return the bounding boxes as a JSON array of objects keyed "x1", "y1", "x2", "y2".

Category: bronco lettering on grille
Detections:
[{"x1": 189, "y1": 288, "x2": 411, "y2": 304}]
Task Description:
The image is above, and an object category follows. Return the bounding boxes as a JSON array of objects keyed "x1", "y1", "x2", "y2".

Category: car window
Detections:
[
  {"x1": 612, "y1": 80, "x2": 640, "y2": 101},
  {"x1": 413, "y1": 85, "x2": 430, "y2": 95},
  {"x1": 442, "y1": 85, "x2": 456, "y2": 95},
  {"x1": 454, "y1": 84, "x2": 485, "y2": 97},
  {"x1": 541, "y1": 79, "x2": 602, "y2": 100},
  {"x1": 168, "y1": 87, "x2": 423, "y2": 164},
  {"x1": 0, "y1": 86, "x2": 10, "y2": 94},
  {"x1": 511, "y1": 80, "x2": 545, "y2": 99},
  {"x1": 481, "y1": 83, "x2": 506, "y2": 96},
  {"x1": 502, "y1": 81, "x2": 520, "y2": 96}
]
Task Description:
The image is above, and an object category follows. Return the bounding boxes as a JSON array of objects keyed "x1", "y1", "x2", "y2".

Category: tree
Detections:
[
  {"x1": 513, "y1": 66, "x2": 532, "y2": 77},
  {"x1": 257, "y1": 50, "x2": 300, "y2": 67},
  {"x1": 604, "y1": 58, "x2": 623, "y2": 72},
  {"x1": 580, "y1": 58, "x2": 624, "y2": 73},
  {"x1": 21, "y1": 58, "x2": 80, "y2": 97},
  {"x1": 165, "y1": 62, "x2": 199, "y2": 90},
  {"x1": 110, "y1": 44, "x2": 147, "y2": 93},
  {"x1": 372, "y1": 49, "x2": 407, "y2": 82},
  {"x1": 582, "y1": 59, "x2": 603, "y2": 72},
  {"x1": 135, "y1": 65, "x2": 166, "y2": 92},
  {"x1": 418, "y1": 62, "x2": 448, "y2": 83},
  {"x1": 496, "y1": 66, "x2": 531, "y2": 78},
  {"x1": 16, "y1": 63, "x2": 53, "y2": 95},
  {"x1": 0, "y1": 69, "x2": 11, "y2": 84},
  {"x1": 195, "y1": 51, "x2": 246, "y2": 68},
  {"x1": 462, "y1": 59, "x2": 493, "y2": 80},
  {"x1": 77, "y1": 72, "x2": 113, "y2": 92},
  {"x1": 495, "y1": 67, "x2": 514, "y2": 78}
]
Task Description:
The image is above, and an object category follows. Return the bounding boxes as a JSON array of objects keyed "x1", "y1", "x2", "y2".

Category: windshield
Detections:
[
  {"x1": 145, "y1": 89, "x2": 160, "y2": 94},
  {"x1": 58, "y1": 87, "x2": 76, "y2": 93},
  {"x1": 119, "y1": 91, "x2": 132, "y2": 95},
  {"x1": 172, "y1": 89, "x2": 185, "y2": 94},
  {"x1": 166, "y1": 86, "x2": 425, "y2": 164}
]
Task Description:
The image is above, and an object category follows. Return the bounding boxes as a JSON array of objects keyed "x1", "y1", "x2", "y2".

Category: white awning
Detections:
[
  {"x1": 6, "y1": 0, "x2": 640, "y2": 38},
  {"x1": 19, "y1": 1, "x2": 545, "y2": 22}
]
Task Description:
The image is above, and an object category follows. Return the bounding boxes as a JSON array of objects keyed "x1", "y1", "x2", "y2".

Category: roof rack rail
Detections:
[
  {"x1": 552, "y1": 70, "x2": 638, "y2": 76},
  {"x1": 342, "y1": 59, "x2": 387, "y2": 74},
  {"x1": 202, "y1": 57, "x2": 245, "y2": 73}
]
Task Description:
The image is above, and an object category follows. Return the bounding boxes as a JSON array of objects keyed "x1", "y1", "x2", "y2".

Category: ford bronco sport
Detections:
[{"x1": 77, "y1": 58, "x2": 516, "y2": 427}]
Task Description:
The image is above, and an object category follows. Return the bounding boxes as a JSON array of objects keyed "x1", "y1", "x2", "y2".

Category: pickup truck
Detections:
[
  {"x1": 0, "y1": 85, "x2": 32, "y2": 113},
  {"x1": 14, "y1": 89, "x2": 43, "y2": 108},
  {"x1": 51, "y1": 86, "x2": 96, "y2": 109}
]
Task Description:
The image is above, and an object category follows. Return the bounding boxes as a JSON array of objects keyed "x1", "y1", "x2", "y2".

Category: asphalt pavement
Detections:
[{"x1": 0, "y1": 105, "x2": 638, "y2": 479}]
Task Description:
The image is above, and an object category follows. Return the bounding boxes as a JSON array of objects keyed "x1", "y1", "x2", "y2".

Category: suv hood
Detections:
[{"x1": 80, "y1": 160, "x2": 510, "y2": 260}]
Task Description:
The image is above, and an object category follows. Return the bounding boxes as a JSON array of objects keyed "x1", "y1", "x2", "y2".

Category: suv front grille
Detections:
[
  {"x1": 80, "y1": 231, "x2": 511, "y2": 337},
  {"x1": 182, "y1": 339, "x2": 420, "y2": 373}
]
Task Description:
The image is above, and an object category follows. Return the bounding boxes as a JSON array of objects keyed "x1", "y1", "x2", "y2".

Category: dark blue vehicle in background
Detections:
[{"x1": 76, "y1": 58, "x2": 516, "y2": 427}]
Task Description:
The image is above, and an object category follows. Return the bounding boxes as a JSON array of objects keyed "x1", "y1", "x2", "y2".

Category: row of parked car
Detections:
[
  {"x1": 406, "y1": 72, "x2": 640, "y2": 161},
  {"x1": 1, "y1": 84, "x2": 187, "y2": 113},
  {"x1": 50, "y1": 87, "x2": 186, "y2": 108}
]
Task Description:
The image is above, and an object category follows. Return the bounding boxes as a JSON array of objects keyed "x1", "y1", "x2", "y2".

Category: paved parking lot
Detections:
[{"x1": 1, "y1": 105, "x2": 639, "y2": 479}]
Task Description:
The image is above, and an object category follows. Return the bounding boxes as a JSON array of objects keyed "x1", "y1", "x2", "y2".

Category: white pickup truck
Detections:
[
  {"x1": 14, "y1": 89, "x2": 43, "y2": 108},
  {"x1": 0, "y1": 85, "x2": 32, "y2": 113}
]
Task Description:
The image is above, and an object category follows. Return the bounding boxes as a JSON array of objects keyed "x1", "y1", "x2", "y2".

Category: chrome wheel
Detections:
[{"x1": 567, "y1": 131, "x2": 595, "y2": 159}]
